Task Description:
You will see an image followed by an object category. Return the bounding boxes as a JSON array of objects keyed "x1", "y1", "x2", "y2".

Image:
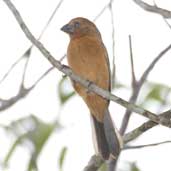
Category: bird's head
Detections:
[{"x1": 61, "y1": 17, "x2": 101, "y2": 39}]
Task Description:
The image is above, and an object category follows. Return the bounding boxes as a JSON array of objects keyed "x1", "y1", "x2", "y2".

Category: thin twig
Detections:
[
  {"x1": 109, "y1": 0, "x2": 116, "y2": 88},
  {"x1": 124, "y1": 110, "x2": 171, "y2": 143},
  {"x1": 153, "y1": 0, "x2": 171, "y2": 31},
  {"x1": 29, "y1": 67, "x2": 54, "y2": 90},
  {"x1": 0, "y1": 54, "x2": 25, "y2": 84},
  {"x1": 59, "y1": 54, "x2": 66, "y2": 62},
  {"x1": 133, "y1": 0, "x2": 171, "y2": 18},
  {"x1": 124, "y1": 140, "x2": 171, "y2": 150},
  {"x1": 0, "y1": 0, "x2": 64, "y2": 85},
  {"x1": 0, "y1": 67, "x2": 54, "y2": 111},
  {"x1": 93, "y1": 4, "x2": 109, "y2": 22},
  {"x1": 129, "y1": 35, "x2": 136, "y2": 89},
  {"x1": 20, "y1": 50, "x2": 31, "y2": 84},
  {"x1": 3, "y1": 0, "x2": 171, "y2": 128},
  {"x1": 0, "y1": 0, "x2": 64, "y2": 111},
  {"x1": 139, "y1": 44, "x2": 171, "y2": 86},
  {"x1": 120, "y1": 43, "x2": 171, "y2": 135},
  {"x1": 38, "y1": 0, "x2": 64, "y2": 39},
  {"x1": 93, "y1": 0, "x2": 114, "y2": 22}
]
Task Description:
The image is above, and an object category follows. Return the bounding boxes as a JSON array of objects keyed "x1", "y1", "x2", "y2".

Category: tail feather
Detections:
[
  {"x1": 103, "y1": 109, "x2": 122, "y2": 158},
  {"x1": 91, "y1": 115, "x2": 110, "y2": 160},
  {"x1": 91, "y1": 109, "x2": 122, "y2": 160}
]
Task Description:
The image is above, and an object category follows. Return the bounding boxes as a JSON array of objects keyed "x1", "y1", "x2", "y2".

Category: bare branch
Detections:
[
  {"x1": 120, "y1": 42, "x2": 171, "y2": 135},
  {"x1": 129, "y1": 35, "x2": 136, "y2": 89},
  {"x1": 1, "y1": 0, "x2": 64, "y2": 84},
  {"x1": 153, "y1": 1, "x2": 171, "y2": 31},
  {"x1": 0, "y1": 67, "x2": 54, "y2": 111},
  {"x1": 38, "y1": 0, "x2": 64, "y2": 39},
  {"x1": 0, "y1": 49, "x2": 29, "y2": 84},
  {"x1": 93, "y1": 0, "x2": 114, "y2": 22},
  {"x1": 3, "y1": 0, "x2": 171, "y2": 128},
  {"x1": 163, "y1": 18, "x2": 171, "y2": 30},
  {"x1": 108, "y1": 0, "x2": 116, "y2": 88},
  {"x1": 124, "y1": 140, "x2": 171, "y2": 150},
  {"x1": 20, "y1": 50, "x2": 31, "y2": 84},
  {"x1": 133, "y1": 0, "x2": 171, "y2": 18},
  {"x1": 59, "y1": 54, "x2": 66, "y2": 62},
  {"x1": 139, "y1": 44, "x2": 171, "y2": 86},
  {"x1": 29, "y1": 67, "x2": 54, "y2": 90},
  {"x1": 83, "y1": 155, "x2": 104, "y2": 171},
  {"x1": 0, "y1": 86, "x2": 29, "y2": 111},
  {"x1": 124, "y1": 110, "x2": 171, "y2": 143},
  {"x1": 93, "y1": 4, "x2": 109, "y2": 22},
  {"x1": 0, "y1": 0, "x2": 64, "y2": 111}
]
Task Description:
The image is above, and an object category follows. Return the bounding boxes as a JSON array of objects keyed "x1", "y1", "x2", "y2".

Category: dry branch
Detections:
[
  {"x1": 133, "y1": 0, "x2": 171, "y2": 18},
  {"x1": 124, "y1": 140, "x2": 171, "y2": 150},
  {"x1": 120, "y1": 42, "x2": 171, "y2": 135},
  {"x1": 124, "y1": 110, "x2": 171, "y2": 143}
]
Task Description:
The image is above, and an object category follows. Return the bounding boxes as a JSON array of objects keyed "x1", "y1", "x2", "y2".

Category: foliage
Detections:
[
  {"x1": 129, "y1": 162, "x2": 141, "y2": 171},
  {"x1": 140, "y1": 82, "x2": 171, "y2": 107},
  {"x1": 2, "y1": 115, "x2": 60, "y2": 171},
  {"x1": 58, "y1": 147, "x2": 68, "y2": 171},
  {"x1": 58, "y1": 76, "x2": 75, "y2": 105}
]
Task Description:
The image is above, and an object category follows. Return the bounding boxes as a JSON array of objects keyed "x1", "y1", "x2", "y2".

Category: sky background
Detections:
[{"x1": 0, "y1": 0, "x2": 171, "y2": 171}]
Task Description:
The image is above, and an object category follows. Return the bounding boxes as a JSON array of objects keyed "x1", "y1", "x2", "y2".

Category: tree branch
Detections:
[
  {"x1": 124, "y1": 110, "x2": 171, "y2": 143},
  {"x1": 83, "y1": 109, "x2": 171, "y2": 171},
  {"x1": 0, "y1": 67, "x2": 54, "y2": 111},
  {"x1": 83, "y1": 155, "x2": 104, "y2": 171},
  {"x1": 0, "y1": 0, "x2": 64, "y2": 112},
  {"x1": 3, "y1": 0, "x2": 171, "y2": 128},
  {"x1": 120, "y1": 41, "x2": 171, "y2": 135},
  {"x1": 108, "y1": 0, "x2": 116, "y2": 88},
  {"x1": 129, "y1": 35, "x2": 137, "y2": 89},
  {"x1": 124, "y1": 140, "x2": 171, "y2": 150},
  {"x1": 133, "y1": 0, "x2": 171, "y2": 18}
]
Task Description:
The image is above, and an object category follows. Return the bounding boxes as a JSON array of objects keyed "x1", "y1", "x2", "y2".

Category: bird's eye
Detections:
[{"x1": 74, "y1": 22, "x2": 80, "y2": 28}]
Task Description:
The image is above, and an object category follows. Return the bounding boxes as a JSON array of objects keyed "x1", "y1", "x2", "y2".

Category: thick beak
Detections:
[{"x1": 61, "y1": 24, "x2": 74, "y2": 34}]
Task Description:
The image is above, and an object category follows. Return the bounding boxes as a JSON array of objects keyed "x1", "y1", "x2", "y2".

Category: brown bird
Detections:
[{"x1": 61, "y1": 17, "x2": 122, "y2": 160}]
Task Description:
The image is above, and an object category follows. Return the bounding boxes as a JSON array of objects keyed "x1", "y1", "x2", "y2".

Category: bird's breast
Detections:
[{"x1": 67, "y1": 36, "x2": 107, "y2": 81}]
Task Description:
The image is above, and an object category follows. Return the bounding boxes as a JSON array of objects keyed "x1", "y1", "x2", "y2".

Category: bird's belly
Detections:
[{"x1": 72, "y1": 80, "x2": 108, "y2": 122}]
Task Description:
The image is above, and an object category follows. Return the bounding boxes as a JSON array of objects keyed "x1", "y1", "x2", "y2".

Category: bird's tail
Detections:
[{"x1": 91, "y1": 109, "x2": 122, "y2": 160}]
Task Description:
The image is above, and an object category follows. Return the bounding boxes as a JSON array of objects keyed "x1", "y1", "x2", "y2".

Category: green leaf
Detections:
[
  {"x1": 146, "y1": 85, "x2": 163, "y2": 101},
  {"x1": 140, "y1": 82, "x2": 171, "y2": 107},
  {"x1": 99, "y1": 162, "x2": 107, "y2": 171},
  {"x1": 58, "y1": 76, "x2": 75, "y2": 104},
  {"x1": 26, "y1": 115, "x2": 59, "y2": 170},
  {"x1": 2, "y1": 115, "x2": 60, "y2": 171},
  {"x1": 58, "y1": 147, "x2": 67, "y2": 171},
  {"x1": 113, "y1": 82, "x2": 126, "y2": 89},
  {"x1": 3, "y1": 135, "x2": 26, "y2": 167},
  {"x1": 129, "y1": 162, "x2": 141, "y2": 171}
]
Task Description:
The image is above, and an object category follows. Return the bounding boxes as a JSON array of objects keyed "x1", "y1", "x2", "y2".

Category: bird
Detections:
[{"x1": 61, "y1": 17, "x2": 122, "y2": 160}]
